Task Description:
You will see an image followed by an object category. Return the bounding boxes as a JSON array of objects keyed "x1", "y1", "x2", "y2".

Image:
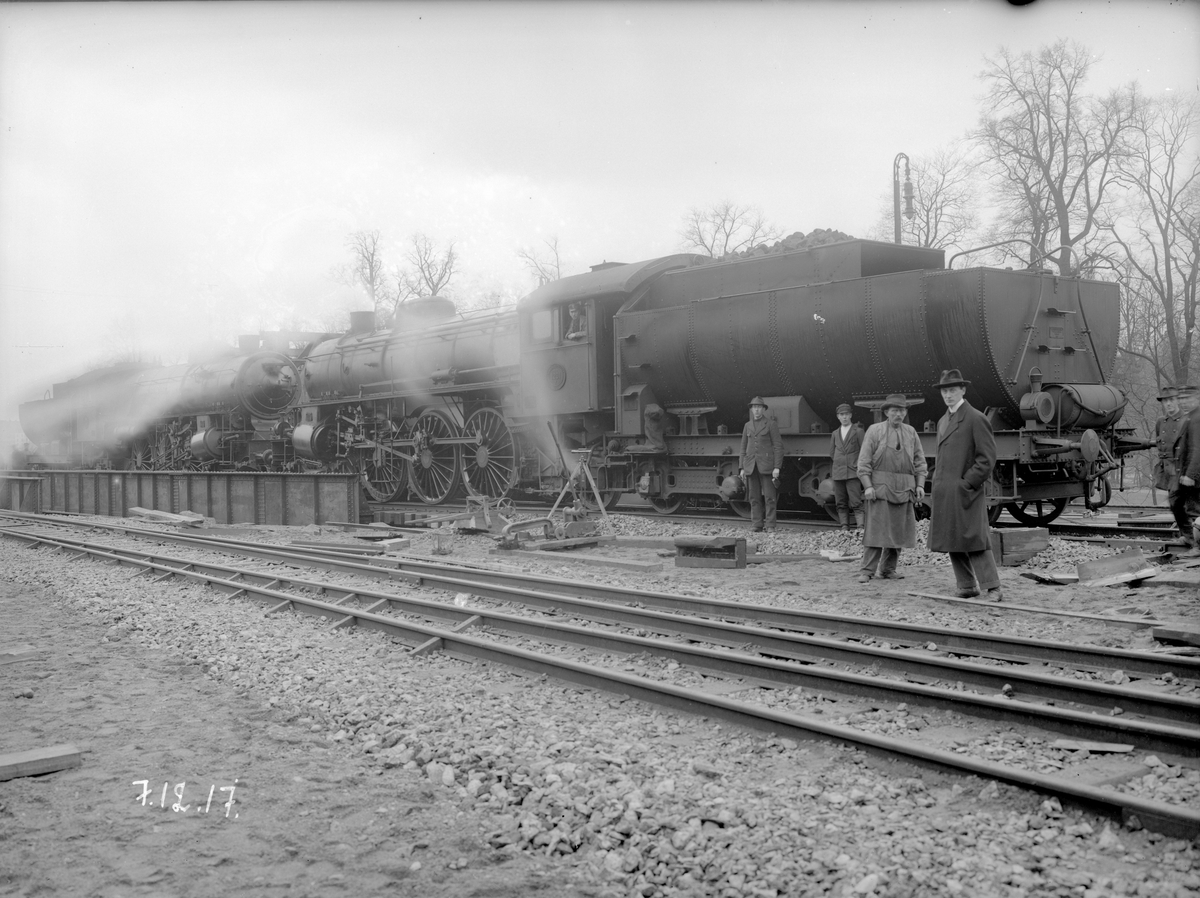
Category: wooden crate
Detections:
[
  {"x1": 675, "y1": 536, "x2": 747, "y2": 569},
  {"x1": 989, "y1": 527, "x2": 1050, "y2": 566}
]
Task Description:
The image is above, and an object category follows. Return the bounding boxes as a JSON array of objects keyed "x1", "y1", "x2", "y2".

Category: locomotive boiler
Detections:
[{"x1": 515, "y1": 238, "x2": 1136, "y2": 524}]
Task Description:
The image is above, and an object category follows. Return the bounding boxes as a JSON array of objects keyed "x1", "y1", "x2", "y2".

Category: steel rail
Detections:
[
  {"x1": 21, "y1": 526, "x2": 1195, "y2": 726},
  {"x1": 5, "y1": 526, "x2": 1198, "y2": 757},
  {"x1": 1, "y1": 510, "x2": 1196, "y2": 684},
  {"x1": 4, "y1": 528, "x2": 1196, "y2": 838}
]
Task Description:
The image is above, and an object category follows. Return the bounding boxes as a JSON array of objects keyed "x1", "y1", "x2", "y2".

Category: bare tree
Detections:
[
  {"x1": 1106, "y1": 96, "x2": 1200, "y2": 388},
  {"x1": 396, "y1": 233, "x2": 459, "y2": 302},
  {"x1": 870, "y1": 146, "x2": 980, "y2": 250},
  {"x1": 679, "y1": 201, "x2": 782, "y2": 259},
  {"x1": 973, "y1": 40, "x2": 1140, "y2": 274},
  {"x1": 517, "y1": 236, "x2": 564, "y2": 285},
  {"x1": 332, "y1": 230, "x2": 396, "y2": 317}
]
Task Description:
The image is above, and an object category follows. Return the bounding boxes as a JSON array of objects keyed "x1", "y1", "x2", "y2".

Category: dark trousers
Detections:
[
  {"x1": 860, "y1": 545, "x2": 899, "y2": 578},
  {"x1": 950, "y1": 550, "x2": 1000, "y2": 591},
  {"x1": 832, "y1": 478, "x2": 863, "y2": 528},
  {"x1": 746, "y1": 470, "x2": 778, "y2": 528},
  {"x1": 1168, "y1": 486, "x2": 1200, "y2": 545}
]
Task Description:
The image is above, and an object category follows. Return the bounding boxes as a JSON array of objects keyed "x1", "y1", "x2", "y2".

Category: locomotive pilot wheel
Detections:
[
  {"x1": 407, "y1": 409, "x2": 462, "y2": 505},
  {"x1": 462, "y1": 407, "x2": 519, "y2": 499}
]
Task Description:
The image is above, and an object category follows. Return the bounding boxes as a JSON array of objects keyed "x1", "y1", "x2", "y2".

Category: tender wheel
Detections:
[
  {"x1": 360, "y1": 432, "x2": 408, "y2": 503},
  {"x1": 728, "y1": 500, "x2": 753, "y2": 519},
  {"x1": 407, "y1": 410, "x2": 461, "y2": 505},
  {"x1": 649, "y1": 496, "x2": 684, "y2": 515},
  {"x1": 462, "y1": 407, "x2": 519, "y2": 499},
  {"x1": 1006, "y1": 497, "x2": 1068, "y2": 526}
]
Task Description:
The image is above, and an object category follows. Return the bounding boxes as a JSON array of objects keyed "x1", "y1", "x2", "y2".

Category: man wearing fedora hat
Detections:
[
  {"x1": 829, "y1": 402, "x2": 866, "y2": 531},
  {"x1": 928, "y1": 369, "x2": 1002, "y2": 600},
  {"x1": 740, "y1": 396, "x2": 784, "y2": 532},
  {"x1": 855, "y1": 393, "x2": 927, "y2": 582}
]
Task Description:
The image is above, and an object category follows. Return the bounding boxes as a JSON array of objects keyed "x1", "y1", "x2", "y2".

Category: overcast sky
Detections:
[{"x1": 1, "y1": 0, "x2": 1197, "y2": 425}]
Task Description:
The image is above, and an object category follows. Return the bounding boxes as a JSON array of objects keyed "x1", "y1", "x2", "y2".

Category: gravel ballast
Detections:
[{"x1": 2, "y1": 519, "x2": 1198, "y2": 897}]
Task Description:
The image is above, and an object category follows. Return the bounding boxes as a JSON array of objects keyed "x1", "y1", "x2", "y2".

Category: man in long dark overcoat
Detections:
[
  {"x1": 1153, "y1": 386, "x2": 1191, "y2": 545},
  {"x1": 928, "y1": 369, "x2": 1002, "y2": 600},
  {"x1": 739, "y1": 396, "x2": 784, "y2": 532}
]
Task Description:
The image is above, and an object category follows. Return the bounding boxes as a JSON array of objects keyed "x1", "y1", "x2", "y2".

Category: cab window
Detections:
[{"x1": 529, "y1": 309, "x2": 554, "y2": 343}]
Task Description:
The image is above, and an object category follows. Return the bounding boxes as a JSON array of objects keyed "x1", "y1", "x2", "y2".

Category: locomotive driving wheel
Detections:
[
  {"x1": 462, "y1": 407, "x2": 519, "y2": 499},
  {"x1": 1005, "y1": 497, "x2": 1068, "y2": 526},
  {"x1": 360, "y1": 433, "x2": 408, "y2": 503},
  {"x1": 128, "y1": 438, "x2": 153, "y2": 471},
  {"x1": 407, "y1": 410, "x2": 461, "y2": 505}
]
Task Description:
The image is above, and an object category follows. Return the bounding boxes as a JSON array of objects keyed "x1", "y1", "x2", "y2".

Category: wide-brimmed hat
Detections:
[
  {"x1": 1177, "y1": 385, "x2": 1200, "y2": 397},
  {"x1": 835, "y1": 402, "x2": 852, "y2": 414},
  {"x1": 748, "y1": 396, "x2": 768, "y2": 408},
  {"x1": 934, "y1": 368, "x2": 971, "y2": 389},
  {"x1": 1158, "y1": 385, "x2": 1180, "y2": 401},
  {"x1": 880, "y1": 393, "x2": 916, "y2": 411}
]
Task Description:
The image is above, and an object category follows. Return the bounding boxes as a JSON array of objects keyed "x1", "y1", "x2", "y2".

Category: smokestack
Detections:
[{"x1": 349, "y1": 311, "x2": 376, "y2": 335}]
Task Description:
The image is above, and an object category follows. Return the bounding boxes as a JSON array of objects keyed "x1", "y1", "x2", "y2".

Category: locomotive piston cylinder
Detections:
[
  {"x1": 1020, "y1": 383, "x2": 1126, "y2": 430},
  {"x1": 189, "y1": 429, "x2": 225, "y2": 461}
]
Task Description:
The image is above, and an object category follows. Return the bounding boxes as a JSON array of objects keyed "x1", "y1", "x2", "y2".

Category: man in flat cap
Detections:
[
  {"x1": 829, "y1": 402, "x2": 866, "y2": 531},
  {"x1": 1174, "y1": 385, "x2": 1200, "y2": 552},
  {"x1": 740, "y1": 396, "x2": 784, "y2": 532},
  {"x1": 1153, "y1": 386, "x2": 1190, "y2": 544},
  {"x1": 855, "y1": 394, "x2": 927, "y2": 582},
  {"x1": 928, "y1": 369, "x2": 1002, "y2": 600}
]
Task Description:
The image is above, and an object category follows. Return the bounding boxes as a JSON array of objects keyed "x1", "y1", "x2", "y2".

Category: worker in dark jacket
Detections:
[
  {"x1": 829, "y1": 402, "x2": 865, "y2": 530},
  {"x1": 739, "y1": 396, "x2": 784, "y2": 532},
  {"x1": 1173, "y1": 385, "x2": 1200, "y2": 553},
  {"x1": 927, "y1": 369, "x2": 1002, "y2": 600},
  {"x1": 1153, "y1": 386, "x2": 1190, "y2": 543}
]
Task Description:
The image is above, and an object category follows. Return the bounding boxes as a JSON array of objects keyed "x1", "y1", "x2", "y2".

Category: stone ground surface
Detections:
[{"x1": 0, "y1": 510, "x2": 1198, "y2": 897}]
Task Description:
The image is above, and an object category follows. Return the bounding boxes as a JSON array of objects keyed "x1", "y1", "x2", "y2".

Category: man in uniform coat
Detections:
[
  {"x1": 1152, "y1": 386, "x2": 1190, "y2": 545},
  {"x1": 928, "y1": 369, "x2": 1002, "y2": 600},
  {"x1": 829, "y1": 402, "x2": 866, "y2": 530},
  {"x1": 1173, "y1": 385, "x2": 1200, "y2": 552},
  {"x1": 739, "y1": 396, "x2": 784, "y2": 532}
]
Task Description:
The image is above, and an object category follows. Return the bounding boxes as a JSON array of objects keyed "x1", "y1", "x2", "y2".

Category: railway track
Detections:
[{"x1": 3, "y1": 510, "x2": 1197, "y2": 837}]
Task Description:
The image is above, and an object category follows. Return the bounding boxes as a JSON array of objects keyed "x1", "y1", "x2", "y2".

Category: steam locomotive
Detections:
[
  {"x1": 17, "y1": 238, "x2": 1140, "y2": 525},
  {"x1": 18, "y1": 341, "x2": 302, "y2": 471}
]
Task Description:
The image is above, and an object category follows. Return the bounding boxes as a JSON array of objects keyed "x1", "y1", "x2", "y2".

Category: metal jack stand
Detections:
[{"x1": 496, "y1": 450, "x2": 608, "y2": 549}]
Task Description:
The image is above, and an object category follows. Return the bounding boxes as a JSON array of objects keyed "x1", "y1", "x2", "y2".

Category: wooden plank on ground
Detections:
[
  {"x1": 489, "y1": 548, "x2": 661, "y2": 572},
  {"x1": 1150, "y1": 625, "x2": 1200, "y2": 648},
  {"x1": 0, "y1": 644, "x2": 42, "y2": 666},
  {"x1": 612, "y1": 536, "x2": 679, "y2": 550},
  {"x1": 535, "y1": 536, "x2": 615, "y2": 551},
  {"x1": 1051, "y1": 739, "x2": 1134, "y2": 753},
  {"x1": 1020, "y1": 571, "x2": 1079, "y2": 585},
  {"x1": 1077, "y1": 549, "x2": 1157, "y2": 587},
  {"x1": 0, "y1": 745, "x2": 82, "y2": 782},
  {"x1": 128, "y1": 506, "x2": 193, "y2": 524},
  {"x1": 746, "y1": 554, "x2": 826, "y2": 564}
]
